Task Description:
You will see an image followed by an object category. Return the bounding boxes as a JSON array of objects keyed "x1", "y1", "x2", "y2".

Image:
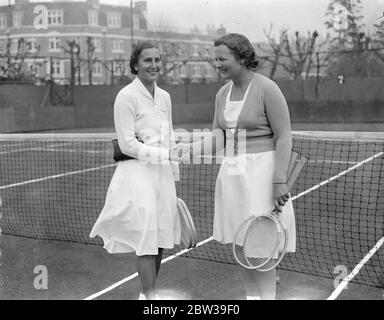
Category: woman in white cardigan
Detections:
[{"x1": 90, "y1": 42, "x2": 183, "y2": 300}]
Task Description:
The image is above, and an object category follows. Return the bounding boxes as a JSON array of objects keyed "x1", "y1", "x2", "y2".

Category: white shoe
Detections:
[{"x1": 138, "y1": 293, "x2": 146, "y2": 300}]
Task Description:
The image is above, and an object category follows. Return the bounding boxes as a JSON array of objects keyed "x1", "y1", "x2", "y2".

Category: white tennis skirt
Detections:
[
  {"x1": 213, "y1": 151, "x2": 296, "y2": 253},
  {"x1": 89, "y1": 160, "x2": 181, "y2": 256}
]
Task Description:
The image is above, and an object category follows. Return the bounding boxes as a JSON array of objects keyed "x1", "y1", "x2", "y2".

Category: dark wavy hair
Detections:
[
  {"x1": 214, "y1": 33, "x2": 259, "y2": 70},
  {"x1": 129, "y1": 41, "x2": 159, "y2": 75}
]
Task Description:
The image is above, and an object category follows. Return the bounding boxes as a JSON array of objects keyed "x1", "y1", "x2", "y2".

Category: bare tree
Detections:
[
  {"x1": 257, "y1": 25, "x2": 330, "y2": 80},
  {"x1": 371, "y1": 21, "x2": 384, "y2": 64},
  {"x1": 0, "y1": 37, "x2": 40, "y2": 82},
  {"x1": 256, "y1": 24, "x2": 288, "y2": 79},
  {"x1": 86, "y1": 36, "x2": 96, "y2": 85},
  {"x1": 281, "y1": 30, "x2": 325, "y2": 79},
  {"x1": 148, "y1": 14, "x2": 181, "y2": 82}
]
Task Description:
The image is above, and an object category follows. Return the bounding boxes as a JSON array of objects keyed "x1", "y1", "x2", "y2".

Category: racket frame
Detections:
[
  {"x1": 177, "y1": 197, "x2": 197, "y2": 249},
  {"x1": 232, "y1": 213, "x2": 282, "y2": 270},
  {"x1": 255, "y1": 216, "x2": 289, "y2": 272}
]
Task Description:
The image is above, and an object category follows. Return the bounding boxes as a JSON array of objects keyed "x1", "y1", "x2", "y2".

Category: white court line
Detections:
[
  {"x1": 293, "y1": 151, "x2": 384, "y2": 200},
  {"x1": 310, "y1": 160, "x2": 359, "y2": 165},
  {"x1": 0, "y1": 148, "x2": 50, "y2": 155},
  {"x1": 0, "y1": 142, "x2": 31, "y2": 149},
  {"x1": 83, "y1": 150, "x2": 384, "y2": 300},
  {"x1": 327, "y1": 237, "x2": 384, "y2": 300},
  {"x1": 0, "y1": 143, "x2": 72, "y2": 155},
  {"x1": 83, "y1": 237, "x2": 213, "y2": 300},
  {"x1": 33, "y1": 148, "x2": 108, "y2": 154},
  {"x1": 0, "y1": 163, "x2": 116, "y2": 190}
]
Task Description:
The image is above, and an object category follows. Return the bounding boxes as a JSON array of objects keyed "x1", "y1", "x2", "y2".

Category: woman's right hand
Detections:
[
  {"x1": 169, "y1": 143, "x2": 190, "y2": 163},
  {"x1": 273, "y1": 183, "x2": 290, "y2": 213}
]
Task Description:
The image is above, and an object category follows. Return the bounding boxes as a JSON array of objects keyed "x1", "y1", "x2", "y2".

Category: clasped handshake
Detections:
[{"x1": 169, "y1": 143, "x2": 191, "y2": 163}]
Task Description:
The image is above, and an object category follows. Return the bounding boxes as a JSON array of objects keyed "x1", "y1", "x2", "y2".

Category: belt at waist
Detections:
[{"x1": 224, "y1": 134, "x2": 275, "y2": 156}]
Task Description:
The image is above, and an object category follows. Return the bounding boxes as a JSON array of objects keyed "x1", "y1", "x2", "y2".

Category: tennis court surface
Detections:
[{"x1": 0, "y1": 131, "x2": 383, "y2": 300}]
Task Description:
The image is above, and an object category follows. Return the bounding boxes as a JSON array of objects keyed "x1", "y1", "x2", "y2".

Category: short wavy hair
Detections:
[
  {"x1": 214, "y1": 33, "x2": 258, "y2": 70},
  {"x1": 129, "y1": 41, "x2": 159, "y2": 75}
]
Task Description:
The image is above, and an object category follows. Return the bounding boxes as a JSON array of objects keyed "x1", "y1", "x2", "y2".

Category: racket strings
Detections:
[
  {"x1": 243, "y1": 216, "x2": 281, "y2": 268},
  {"x1": 256, "y1": 219, "x2": 289, "y2": 272},
  {"x1": 233, "y1": 217, "x2": 254, "y2": 268},
  {"x1": 233, "y1": 215, "x2": 283, "y2": 270}
]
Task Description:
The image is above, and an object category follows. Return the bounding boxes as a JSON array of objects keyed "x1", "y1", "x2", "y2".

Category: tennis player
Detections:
[
  {"x1": 187, "y1": 33, "x2": 296, "y2": 300},
  {"x1": 90, "y1": 41, "x2": 185, "y2": 300}
]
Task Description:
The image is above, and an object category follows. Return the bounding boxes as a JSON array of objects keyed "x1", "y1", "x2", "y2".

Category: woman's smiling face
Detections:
[
  {"x1": 213, "y1": 44, "x2": 242, "y2": 79},
  {"x1": 136, "y1": 47, "x2": 162, "y2": 85}
]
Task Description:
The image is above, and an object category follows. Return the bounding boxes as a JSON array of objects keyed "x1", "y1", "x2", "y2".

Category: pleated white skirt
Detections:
[
  {"x1": 90, "y1": 160, "x2": 181, "y2": 256},
  {"x1": 213, "y1": 151, "x2": 296, "y2": 253}
]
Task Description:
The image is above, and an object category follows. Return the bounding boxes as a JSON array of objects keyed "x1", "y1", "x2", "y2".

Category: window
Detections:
[
  {"x1": 0, "y1": 13, "x2": 7, "y2": 29},
  {"x1": 204, "y1": 45, "x2": 211, "y2": 58},
  {"x1": 133, "y1": 14, "x2": 140, "y2": 29},
  {"x1": 93, "y1": 37, "x2": 102, "y2": 52},
  {"x1": 113, "y1": 60, "x2": 125, "y2": 75},
  {"x1": 88, "y1": 10, "x2": 98, "y2": 26},
  {"x1": 49, "y1": 37, "x2": 61, "y2": 52},
  {"x1": 12, "y1": 11, "x2": 23, "y2": 28},
  {"x1": 178, "y1": 43, "x2": 185, "y2": 55},
  {"x1": 179, "y1": 65, "x2": 186, "y2": 77},
  {"x1": 192, "y1": 44, "x2": 199, "y2": 57},
  {"x1": 92, "y1": 61, "x2": 102, "y2": 76},
  {"x1": 48, "y1": 10, "x2": 63, "y2": 26},
  {"x1": 107, "y1": 12, "x2": 121, "y2": 28},
  {"x1": 25, "y1": 61, "x2": 40, "y2": 77},
  {"x1": 10, "y1": 39, "x2": 18, "y2": 53},
  {"x1": 49, "y1": 60, "x2": 64, "y2": 78},
  {"x1": 26, "y1": 38, "x2": 39, "y2": 53},
  {"x1": 112, "y1": 39, "x2": 124, "y2": 53},
  {"x1": 192, "y1": 65, "x2": 201, "y2": 77}
]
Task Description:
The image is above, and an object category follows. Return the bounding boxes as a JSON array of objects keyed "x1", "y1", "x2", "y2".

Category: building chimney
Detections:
[
  {"x1": 217, "y1": 24, "x2": 226, "y2": 37},
  {"x1": 135, "y1": 1, "x2": 147, "y2": 13}
]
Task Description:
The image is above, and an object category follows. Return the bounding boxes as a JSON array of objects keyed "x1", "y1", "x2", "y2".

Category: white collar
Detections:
[{"x1": 132, "y1": 77, "x2": 158, "y2": 101}]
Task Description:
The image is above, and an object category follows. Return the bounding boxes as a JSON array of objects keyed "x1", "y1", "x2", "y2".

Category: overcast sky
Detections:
[{"x1": 1, "y1": 0, "x2": 383, "y2": 42}]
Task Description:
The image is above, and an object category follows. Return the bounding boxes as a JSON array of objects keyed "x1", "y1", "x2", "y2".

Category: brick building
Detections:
[{"x1": 0, "y1": 0, "x2": 225, "y2": 84}]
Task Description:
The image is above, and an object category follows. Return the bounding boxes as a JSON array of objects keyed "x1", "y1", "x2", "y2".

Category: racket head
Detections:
[
  {"x1": 177, "y1": 198, "x2": 197, "y2": 249},
  {"x1": 256, "y1": 218, "x2": 288, "y2": 272},
  {"x1": 243, "y1": 214, "x2": 282, "y2": 269},
  {"x1": 232, "y1": 216, "x2": 255, "y2": 269}
]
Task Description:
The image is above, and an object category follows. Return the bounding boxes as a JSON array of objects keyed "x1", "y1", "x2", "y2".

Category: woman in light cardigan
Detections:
[{"x1": 189, "y1": 33, "x2": 296, "y2": 300}]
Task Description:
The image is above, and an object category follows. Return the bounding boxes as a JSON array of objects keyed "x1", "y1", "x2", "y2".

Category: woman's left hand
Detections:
[{"x1": 273, "y1": 183, "x2": 290, "y2": 213}]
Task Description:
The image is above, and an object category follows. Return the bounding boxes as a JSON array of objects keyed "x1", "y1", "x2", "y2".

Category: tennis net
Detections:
[{"x1": 0, "y1": 131, "x2": 383, "y2": 288}]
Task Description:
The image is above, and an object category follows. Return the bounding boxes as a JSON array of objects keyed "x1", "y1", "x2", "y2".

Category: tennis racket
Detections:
[
  {"x1": 177, "y1": 198, "x2": 197, "y2": 249},
  {"x1": 254, "y1": 213, "x2": 288, "y2": 272},
  {"x1": 233, "y1": 213, "x2": 283, "y2": 269},
  {"x1": 232, "y1": 150, "x2": 308, "y2": 270}
]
